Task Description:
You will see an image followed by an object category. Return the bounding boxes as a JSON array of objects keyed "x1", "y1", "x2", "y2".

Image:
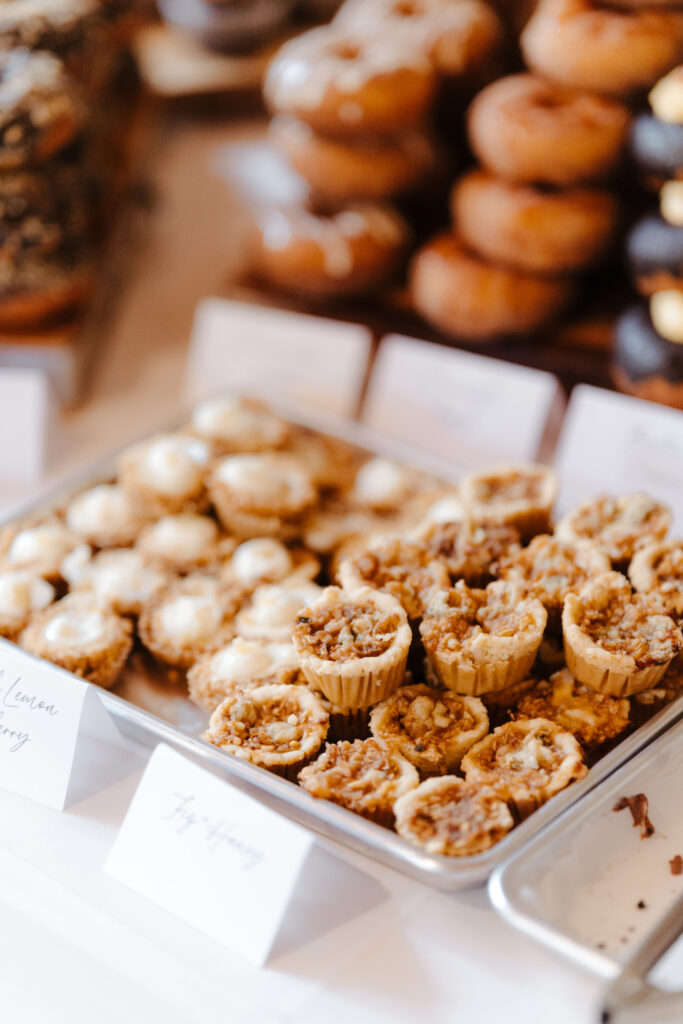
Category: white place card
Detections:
[
  {"x1": 185, "y1": 298, "x2": 372, "y2": 419},
  {"x1": 554, "y1": 385, "x2": 683, "y2": 531},
  {"x1": 362, "y1": 334, "x2": 565, "y2": 473},
  {"x1": 0, "y1": 639, "x2": 128, "y2": 810},
  {"x1": 0, "y1": 369, "x2": 56, "y2": 482},
  {"x1": 106, "y1": 743, "x2": 315, "y2": 966}
]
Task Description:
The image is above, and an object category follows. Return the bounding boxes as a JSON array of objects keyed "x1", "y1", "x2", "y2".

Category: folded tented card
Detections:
[
  {"x1": 555, "y1": 385, "x2": 683, "y2": 530},
  {"x1": 0, "y1": 369, "x2": 55, "y2": 482},
  {"x1": 0, "y1": 640, "x2": 128, "y2": 810},
  {"x1": 186, "y1": 299, "x2": 372, "y2": 418},
  {"x1": 362, "y1": 334, "x2": 565, "y2": 472},
  {"x1": 106, "y1": 743, "x2": 316, "y2": 966}
]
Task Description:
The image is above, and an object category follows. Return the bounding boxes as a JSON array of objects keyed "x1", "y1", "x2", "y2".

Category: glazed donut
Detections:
[
  {"x1": 521, "y1": 0, "x2": 683, "y2": 98},
  {"x1": 613, "y1": 304, "x2": 683, "y2": 409},
  {"x1": 158, "y1": 0, "x2": 296, "y2": 53},
  {"x1": 467, "y1": 74, "x2": 630, "y2": 186},
  {"x1": 270, "y1": 116, "x2": 439, "y2": 203},
  {"x1": 264, "y1": 25, "x2": 436, "y2": 137},
  {"x1": 410, "y1": 233, "x2": 574, "y2": 342},
  {"x1": 451, "y1": 169, "x2": 619, "y2": 275},
  {"x1": 626, "y1": 213, "x2": 683, "y2": 294},
  {"x1": 253, "y1": 202, "x2": 410, "y2": 299},
  {"x1": 334, "y1": 0, "x2": 504, "y2": 79},
  {"x1": 630, "y1": 114, "x2": 683, "y2": 186}
]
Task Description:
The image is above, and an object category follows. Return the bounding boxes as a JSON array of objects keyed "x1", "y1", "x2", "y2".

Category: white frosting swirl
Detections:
[
  {"x1": 44, "y1": 609, "x2": 107, "y2": 648},
  {"x1": 67, "y1": 485, "x2": 137, "y2": 537},
  {"x1": 142, "y1": 436, "x2": 209, "y2": 497},
  {"x1": 7, "y1": 523, "x2": 75, "y2": 566},
  {"x1": 230, "y1": 538, "x2": 293, "y2": 584},
  {"x1": 0, "y1": 572, "x2": 54, "y2": 619},
  {"x1": 159, "y1": 595, "x2": 223, "y2": 643},
  {"x1": 191, "y1": 398, "x2": 284, "y2": 448},
  {"x1": 141, "y1": 514, "x2": 218, "y2": 562},
  {"x1": 352, "y1": 458, "x2": 413, "y2": 507}
]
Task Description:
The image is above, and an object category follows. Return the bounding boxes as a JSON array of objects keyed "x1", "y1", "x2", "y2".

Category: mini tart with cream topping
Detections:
[
  {"x1": 349, "y1": 457, "x2": 425, "y2": 513},
  {"x1": 337, "y1": 537, "x2": 450, "y2": 623},
  {"x1": 562, "y1": 571, "x2": 683, "y2": 696},
  {"x1": 135, "y1": 513, "x2": 235, "y2": 575},
  {"x1": 118, "y1": 433, "x2": 211, "y2": 516},
  {"x1": 461, "y1": 718, "x2": 587, "y2": 819},
  {"x1": 137, "y1": 574, "x2": 244, "y2": 670},
  {"x1": 235, "y1": 579, "x2": 323, "y2": 643},
  {"x1": 65, "y1": 483, "x2": 153, "y2": 548},
  {"x1": 292, "y1": 585, "x2": 412, "y2": 709},
  {"x1": 283, "y1": 425, "x2": 363, "y2": 492},
  {"x1": 203, "y1": 683, "x2": 329, "y2": 780},
  {"x1": 188, "y1": 396, "x2": 289, "y2": 456},
  {"x1": 298, "y1": 738, "x2": 419, "y2": 827},
  {"x1": 63, "y1": 548, "x2": 170, "y2": 617},
  {"x1": 187, "y1": 637, "x2": 303, "y2": 712},
  {"x1": 513, "y1": 667, "x2": 630, "y2": 756},
  {"x1": 224, "y1": 537, "x2": 320, "y2": 591},
  {"x1": 20, "y1": 593, "x2": 133, "y2": 688},
  {"x1": 394, "y1": 776, "x2": 514, "y2": 857},
  {"x1": 0, "y1": 518, "x2": 82, "y2": 580},
  {"x1": 458, "y1": 463, "x2": 558, "y2": 541},
  {"x1": 555, "y1": 493, "x2": 671, "y2": 570},
  {"x1": 369, "y1": 683, "x2": 489, "y2": 774},
  {"x1": 629, "y1": 539, "x2": 683, "y2": 622},
  {"x1": 413, "y1": 517, "x2": 521, "y2": 587},
  {"x1": 420, "y1": 580, "x2": 547, "y2": 696},
  {"x1": 494, "y1": 533, "x2": 610, "y2": 631},
  {"x1": 0, "y1": 570, "x2": 54, "y2": 641},
  {"x1": 208, "y1": 452, "x2": 317, "y2": 540}
]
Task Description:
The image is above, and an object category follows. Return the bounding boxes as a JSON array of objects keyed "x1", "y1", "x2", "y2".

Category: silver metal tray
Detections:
[
  {"x1": 7, "y1": 398, "x2": 683, "y2": 890},
  {"x1": 489, "y1": 717, "x2": 683, "y2": 977}
]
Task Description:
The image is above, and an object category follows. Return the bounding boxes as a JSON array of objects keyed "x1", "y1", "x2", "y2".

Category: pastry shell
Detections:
[
  {"x1": 628, "y1": 538, "x2": 683, "y2": 620},
  {"x1": 458, "y1": 462, "x2": 558, "y2": 541},
  {"x1": 555, "y1": 493, "x2": 671, "y2": 569}
]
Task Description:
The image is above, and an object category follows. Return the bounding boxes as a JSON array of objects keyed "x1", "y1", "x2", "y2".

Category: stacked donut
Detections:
[
  {"x1": 412, "y1": 0, "x2": 683, "y2": 344},
  {"x1": 615, "y1": 66, "x2": 683, "y2": 407},
  {"x1": 254, "y1": 0, "x2": 504, "y2": 302},
  {"x1": 0, "y1": 1, "x2": 146, "y2": 335}
]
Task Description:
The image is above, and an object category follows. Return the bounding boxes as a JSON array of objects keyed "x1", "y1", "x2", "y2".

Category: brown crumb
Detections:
[
  {"x1": 637, "y1": 900, "x2": 647, "y2": 909},
  {"x1": 613, "y1": 793, "x2": 655, "y2": 839},
  {"x1": 670, "y1": 854, "x2": 683, "y2": 876}
]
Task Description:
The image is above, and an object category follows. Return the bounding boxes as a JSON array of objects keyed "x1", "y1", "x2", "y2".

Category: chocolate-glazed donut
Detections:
[
  {"x1": 626, "y1": 213, "x2": 683, "y2": 294},
  {"x1": 630, "y1": 113, "x2": 683, "y2": 187},
  {"x1": 613, "y1": 304, "x2": 683, "y2": 408}
]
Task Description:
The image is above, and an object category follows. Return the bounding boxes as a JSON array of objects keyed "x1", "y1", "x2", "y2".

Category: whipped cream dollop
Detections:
[
  {"x1": 44, "y1": 609, "x2": 108, "y2": 648},
  {"x1": 141, "y1": 513, "x2": 219, "y2": 561},
  {"x1": 214, "y1": 453, "x2": 307, "y2": 506},
  {"x1": 191, "y1": 397, "x2": 285, "y2": 449},
  {"x1": 87, "y1": 551, "x2": 166, "y2": 607},
  {"x1": 142, "y1": 436, "x2": 210, "y2": 497},
  {"x1": 160, "y1": 595, "x2": 223, "y2": 643},
  {"x1": 230, "y1": 538, "x2": 293, "y2": 584},
  {"x1": 7, "y1": 522, "x2": 75, "y2": 566},
  {"x1": 243, "y1": 582, "x2": 322, "y2": 629},
  {"x1": 0, "y1": 571, "x2": 54, "y2": 619},
  {"x1": 209, "y1": 638, "x2": 298, "y2": 682},
  {"x1": 67, "y1": 485, "x2": 138, "y2": 537},
  {"x1": 352, "y1": 458, "x2": 413, "y2": 508}
]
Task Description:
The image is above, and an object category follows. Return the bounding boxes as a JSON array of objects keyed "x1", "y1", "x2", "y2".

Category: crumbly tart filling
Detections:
[
  {"x1": 513, "y1": 668, "x2": 630, "y2": 752},
  {"x1": 556, "y1": 493, "x2": 672, "y2": 567},
  {"x1": 458, "y1": 463, "x2": 558, "y2": 539},
  {"x1": 563, "y1": 571, "x2": 683, "y2": 696},
  {"x1": 629, "y1": 539, "x2": 683, "y2": 619},
  {"x1": 420, "y1": 580, "x2": 547, "y2": 695},
  {"x1": 461, "y1": 718, "x2": 588, "y2": 819},
  {"x1": 187, "y1": 637, "x2": 303, "y2": 712},
  {"x1": 415, "y1": 517, "x2": 521, "y2": 586},
  {"x1": 204, "y1": 683, "x2": 328, "y2": 778},
  {"x1": 298, "y1": 738, "x2": 419, "y2": 826},
  {"x1": 337, "y1": 537, "x2": 450, "y2": 621},
  {"x1": 369, "y1": 683, "x2": 489, "y2": 774},
  {"x1": 20, "y1": 594, "x2": 133, "y2": 689},
  {"x1": 394, "y1": 776, "x2": 514, "y2": 857}
]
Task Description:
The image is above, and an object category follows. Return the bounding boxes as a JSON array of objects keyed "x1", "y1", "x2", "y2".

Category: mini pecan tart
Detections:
[
  {"x1": 562, "y1": 571, "x2": 683, "y2": 696},
  {"x1": 461, "y1": 718, "x2": 588, "y2": 820},
  {"x1": 337, "y1": 537, "x2": 450, "y2": 625},
  {"x1": 204, "y1": 683, "x2": 328, "y2": 780},
  {"x1": 513, "y1": 667, "x2": 630, "y2": 757},
  {"x1": 394, "y1": 776, "x2": 514, "y2": 857},
  {"x1": 414, "y1": 517, "x2": 521, "y2": 587},
  {"x1": 420, "y1": 580, "x2": 547, "y2": 696},
  {"x1": 21, "y1": 594, "x2": 133, "y2": 688},
  {"x1": 0, "y1": 570, "x2": 54, "y2": 641},
  {"x1": 137, "y1": 574, "x2": 243, "y2": 669},
  {"x1": 629, "y1": 539, "x2": 683, "y2": 622},
  {"x1": 369, "y1": 683, "x2": 489, "y2": 774},
  {"x1": 556, "y1": 493, "x2": 671, "y2": 569},
  {"x1": 187, "y1": 637, "x2": 303, "y2": 712},
  {"x1": 65, "y1": 483, "x2": 153, "y2": 548},
  {"x1": 0, "y1": 518, "x2": 82, "y2": 580},
  {"x1": 136, "y1": 513, "x2": 235, "y2": 575},
  {"x1": 495, "y1": 534, "x2": 610, "y2": 632},
  {"x1": 64, "y1": 548, "x2": 170, "y2": 617},
  {"x1": 292, "y1": 585, "x2": 412, "y2": 709},
  {"x1": 208, "y1": 452, "x2": 317, "y2": 540},
  {"x1": 299, "y1": 738, "x2": 419, "y2": 828},
  {"x1": 235, "y1": 580, "x2": 323, "y2": 643},
  {"x1": 224, "y1": 537, "x2": 319, "y2": 590},
  {"x1": 458, "y1": 463, "x2": 558, "y2": 540},
  {"x1": 118, "y1": 433, "x2": 211, "y2": 516},
  {"x1": 189, "y1": 396, "x2": 288, "y2": 455}
]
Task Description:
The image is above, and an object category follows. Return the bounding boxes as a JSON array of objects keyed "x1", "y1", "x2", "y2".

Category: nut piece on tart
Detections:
[
  {"x1": 562, "y1": 571, "x2": 683, "y2": 697},
  {"x1": 394, "y1": 776, "x2": 514, "y2": 856}
]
